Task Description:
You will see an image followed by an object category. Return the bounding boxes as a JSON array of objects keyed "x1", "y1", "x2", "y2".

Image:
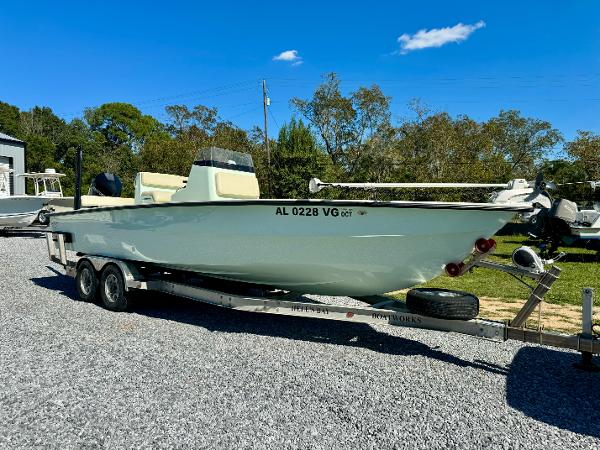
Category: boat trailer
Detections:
[{"x1": 46, "y1": 232, "x2": 599, "y2": 370}]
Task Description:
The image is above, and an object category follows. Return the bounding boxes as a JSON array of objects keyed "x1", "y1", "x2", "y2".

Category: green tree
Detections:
[
  {"x1": 16, "y1": 106, "x2": 73, "y2": 193},
  {"x1": 84, "y1": 103, "x2": 165, "y2": 195},
  {"x1": 23, "y1": 135, "x2": 56, "y2": 173},
  {"x1": 20, "y1": 106, "x2": 68, "y2": 144},
  {"x1": 565, "y1": 130, "x2": 600, "y2": 180},
  {"x1": 0, "y1": 101, "x2": 21, "y2": 138},
  {"x1": 85, "y1": 102, "x2": 163, "y2": 150},
  {"x1": 140, "y1": 104, "x2": 260, "y2": 185},
  {"x1": 484, "y1": 110, "x2": 562, "y2": 178},
  {"x1": 291, "y1": 73, "x2": 391, "y2": 172},
  {"x1": 539, "y1": 159, "x2": 590, "y2": 204},
  {"x1": 385, "y1": 109, "x2": 502, "y2": 201},
  {"x1": 271, "y1": 118, "x2": 328, "y2": 198}
]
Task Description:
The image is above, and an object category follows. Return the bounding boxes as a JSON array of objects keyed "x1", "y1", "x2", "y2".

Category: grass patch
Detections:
[{"x1": 395, "y1": 235, "x2": 600, "y2": 307}]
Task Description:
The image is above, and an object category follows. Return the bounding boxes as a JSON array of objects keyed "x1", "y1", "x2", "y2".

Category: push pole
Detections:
[{"x1": 74, "y1": 147, "x2": 82, "y2": 210}]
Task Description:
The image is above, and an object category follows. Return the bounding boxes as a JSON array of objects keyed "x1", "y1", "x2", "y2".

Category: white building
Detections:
[{"x1": 0, "y1": 132, "x2": 25, "y2": 195}]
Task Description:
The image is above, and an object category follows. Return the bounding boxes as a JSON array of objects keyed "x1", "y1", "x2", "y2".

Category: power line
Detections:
[
  {"x1": 222, "y1": 106, "x2": 263, "y2": 122},
  {"x1": 55, "y1": 80, "x2": 261, "y2": 119},
  {"x1": 132, "y1": 80, "x2": 258, "y2": 107},
  {"x1": 268, "y1": 109, "x2": 280, "y2": 130},
  {"x1": 267, "y1": 73, "x2": 600, "y2": 83}
]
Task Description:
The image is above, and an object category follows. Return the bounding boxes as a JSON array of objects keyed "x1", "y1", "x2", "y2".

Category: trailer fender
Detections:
[{"x1": 77, "y1": 256, "x2": 143, "y2": 291}]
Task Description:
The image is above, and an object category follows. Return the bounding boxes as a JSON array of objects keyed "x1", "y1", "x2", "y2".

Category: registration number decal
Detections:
[{"x1": 275, "y1": 206, "x2": 353, "y2": 218}]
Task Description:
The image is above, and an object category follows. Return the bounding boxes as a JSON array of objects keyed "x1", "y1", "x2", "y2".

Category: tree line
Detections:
[{"x1": 0, "y1": 73, "x2": 598, "y2": 203}]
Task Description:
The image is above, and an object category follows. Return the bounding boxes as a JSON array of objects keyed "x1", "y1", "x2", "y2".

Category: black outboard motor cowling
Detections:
[
  {"x1": 89, "y1": 173, "x2": 123, "y2": 197},
  {"x1": 529, "y1": 198, "x2": 578, "y2": 256}
]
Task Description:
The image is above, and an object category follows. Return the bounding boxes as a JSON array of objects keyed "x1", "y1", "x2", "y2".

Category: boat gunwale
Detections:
[{"x1": 48, "y1": 198, "x2": 532, "y2": 217}]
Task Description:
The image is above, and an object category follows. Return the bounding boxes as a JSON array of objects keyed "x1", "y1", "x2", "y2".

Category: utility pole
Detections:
[{"x1": 262, "y1": 79, "x2": 271, "y2": 197}]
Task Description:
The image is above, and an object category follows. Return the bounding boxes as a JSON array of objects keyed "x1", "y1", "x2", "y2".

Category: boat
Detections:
[
  {"x1": 49, "y1": 147, "x2": 531, "y2": 296},
  {"x1": 504, "y1": 178, "x2": 600, "y2": 252},
  {"x1": 0, "y1": 165, "x2": 71, "y2": 229},
  {"x1": 570, "y1": 203, "x2": 600, "y2": 242},
  {"x1": 559, "y1": 182, "x2": 600, "y2": 244},
  {"x1": 534, "y1": 200, "x2": 600, "y2": 250}
]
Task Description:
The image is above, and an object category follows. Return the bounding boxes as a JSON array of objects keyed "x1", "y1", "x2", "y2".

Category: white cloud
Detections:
[
  {"x1": 273, "y1": 49, "x2": 302, "y2": 64},
  {"x1": 397, "y1": 20, "x2": 485, "y2": 54}
]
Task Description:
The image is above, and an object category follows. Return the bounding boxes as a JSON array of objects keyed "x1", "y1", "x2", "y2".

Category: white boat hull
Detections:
[
  {"x1": 570, "y1": 226, "x2": 600, "y2": 240},
  {"x1": 50, "y1": 200, "x2": 524, "y2": 295},
  {"x1": 0, "y1": 196, "x2": 48, "y2": 228}
]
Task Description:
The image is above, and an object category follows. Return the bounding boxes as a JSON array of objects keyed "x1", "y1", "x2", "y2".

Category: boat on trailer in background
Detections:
[{"x1": 0, "y1": 164, "x2": 71, "y2": 229}]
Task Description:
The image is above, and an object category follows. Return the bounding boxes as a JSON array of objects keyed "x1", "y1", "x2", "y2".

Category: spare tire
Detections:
[{"x1": 406, "y1": 288, "x2": 479, "y2": 320}]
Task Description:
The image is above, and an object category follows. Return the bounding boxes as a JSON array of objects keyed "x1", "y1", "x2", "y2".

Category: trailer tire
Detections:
[
  {"x1": 75, "y1": 260, "x2": 98, "y2": 302},
  {"x1": 99, "y1": 264, "x2": 129, "y2": 312},
  {"x1": 37, "y1": 210, "x2": 50, "y2": 225},
  {"x1": 406, "y1": 288, "x2": 479, "y2": 320}
]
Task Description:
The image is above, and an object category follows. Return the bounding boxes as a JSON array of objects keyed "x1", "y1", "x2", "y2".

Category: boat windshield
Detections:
[
  {"x1": 194, "y1": 147, "x2": 254, "y2": 173},
  {"x1": 41, "y1": 178, "x2": 62, "y2": 195},
  {"x1": 32, "y1": 176, "x2": 63, "y2": 197}
]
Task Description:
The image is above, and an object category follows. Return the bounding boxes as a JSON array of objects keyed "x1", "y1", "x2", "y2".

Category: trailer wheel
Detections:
[
  {"x1": 99, "y1": 264, "x2": 129, "y2": 312},
  {"x1": 37, "y1": 210, "x2": 50, "y2": 225},
  {"x1": 75, "y1": 260, "x2": 98, "y2": 302},
  {"x1": 406, "y1": 288, "x2": 479, "y2": 320}
]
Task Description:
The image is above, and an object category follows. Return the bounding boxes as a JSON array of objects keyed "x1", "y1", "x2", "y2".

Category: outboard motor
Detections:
[
  {"x1": 89, "y1": 173, "x2": 123, "y2": 197},
  {"x1": 529, "y1": 198, "x2": 578, "y2": 256},
  {"x1": 550, "y1": 198, "x2": 578, "y2": 222}
]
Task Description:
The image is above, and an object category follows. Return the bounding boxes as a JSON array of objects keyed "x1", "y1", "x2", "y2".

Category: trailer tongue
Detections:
[{"x1": 47, "y1": 232, "x2": 599, "y2": 371}]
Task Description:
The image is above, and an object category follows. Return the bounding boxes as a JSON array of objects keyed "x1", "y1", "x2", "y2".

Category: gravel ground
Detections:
[{"x1": 1, "y1": 234, "x2": 599, "y2": 449}]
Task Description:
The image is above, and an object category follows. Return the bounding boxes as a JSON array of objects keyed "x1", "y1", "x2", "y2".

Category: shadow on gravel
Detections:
[
  {"x1": 506, "y1": 346, "x2": 600, "y2": 438},
  {"x1": 30, "y1": 270, "x2": 600, "y2": 436},
  {"x1": 0, "y1": 231, "x2": 45, "y2": 239},
  {"x1": 31, "y1": 266, "x2": 78, "y2": 299},
  {"x1": 126, "y1": 291, "x2": 510, "y2": 375},
  {"x1": 31, "y1": 272, "x2": 510, "y2": 375}
]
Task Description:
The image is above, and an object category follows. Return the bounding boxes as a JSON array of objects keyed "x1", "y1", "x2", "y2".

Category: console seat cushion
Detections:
[
  {"x1": 139, "y1": 172, "x2": 187, "y2": 190},
  {"x1": 215, "y1": 172, "x2": 260, "y2": 199},
  {"x1": 80, "y1": 196, "x2": 135, "y2": 207}
]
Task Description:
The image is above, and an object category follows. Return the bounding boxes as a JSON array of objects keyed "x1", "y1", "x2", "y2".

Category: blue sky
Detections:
[{"x1": 1, "y1": 1, "x2": 598, "y2": 143}]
